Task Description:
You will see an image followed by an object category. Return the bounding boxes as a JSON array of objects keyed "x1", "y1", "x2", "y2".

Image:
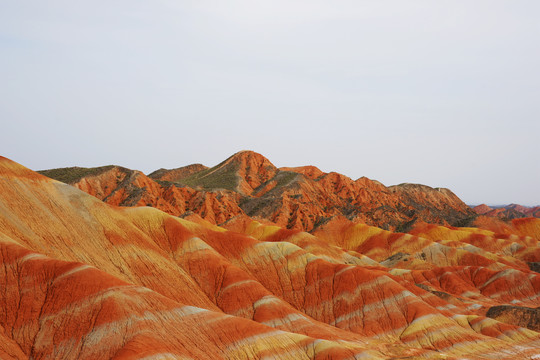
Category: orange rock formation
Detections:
[
  {"x1": 2, "y1": 155, "x2": 540, "y2": 358},
  {"x1": 39, "y1": 151, "x2": 476, "y2": 232}
]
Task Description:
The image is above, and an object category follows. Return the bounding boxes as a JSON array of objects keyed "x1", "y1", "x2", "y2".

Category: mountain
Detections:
[
  {"x1": 507, "y1": 204, "x2": 540, "y2": 218},
  {"x1": 473, "y1": 204, "x2": 540, "y2": 220},
  {"x1": 3, "y1": 155, "x2": 540, "y2": 358},
  {"x1": 42, "y1": 164, "x2": 244, "y2": 224},
  {"x1": 473, "y1": 204, "x2": 494, "y2": 215},
  {"x1": 39, "y1": 150, "x2": 476, "y2": 232},
  {"x1": 177, "y1": 150, "x2": 279, "y2": 195}
]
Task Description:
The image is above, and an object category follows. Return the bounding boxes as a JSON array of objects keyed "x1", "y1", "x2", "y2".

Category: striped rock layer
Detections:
[{"x1": 1, "y1": 156, "x2": 539, "y2": 359}]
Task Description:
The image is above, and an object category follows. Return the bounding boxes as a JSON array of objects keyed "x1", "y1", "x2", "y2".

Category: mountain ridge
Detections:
[
  {"x1": 37, "y1": 150, "x2": 477, "y2": 232},
  {"x1": 473, "y1": 203, "x2": 540, "y2": 220}
]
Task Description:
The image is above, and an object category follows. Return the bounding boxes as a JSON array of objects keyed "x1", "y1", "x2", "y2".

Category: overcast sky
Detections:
[{"x1": 1, "y1": 1, "x2": 539, "y2": 205}]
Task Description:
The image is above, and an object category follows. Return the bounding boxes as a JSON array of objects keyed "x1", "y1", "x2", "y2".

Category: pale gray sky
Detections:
[{"x1": 1, "y1": 1, "x2": 539, "y2": 205}]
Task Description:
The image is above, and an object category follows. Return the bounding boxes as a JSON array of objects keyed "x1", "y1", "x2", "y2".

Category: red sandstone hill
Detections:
[
  {"x1": 3, "y1": 155, "x2": 540, "y2": 358},
  {"x1": 473, "y1": 204, "x2": 540, "y2": 220},
  {"x1": 39, "y1": 150, "x2": 476, "y2": 232},
  {"x1": 39, "y1": 164, "x2": 244, "y2": 224}
]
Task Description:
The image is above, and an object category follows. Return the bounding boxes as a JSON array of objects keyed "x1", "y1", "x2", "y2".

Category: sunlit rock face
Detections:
[{"x1": 2, "y1": 155, "x2": 539, "y2": 359}]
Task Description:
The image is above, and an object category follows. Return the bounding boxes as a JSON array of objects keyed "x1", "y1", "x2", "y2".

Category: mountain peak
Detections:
[
  {"x1": 225, "y1": 150, "x2": 275, "y2": 168},
  {"x1": 223, "y1": 151, "x2": 278, "y2": 195},
  {"x1": 177, "y1": 151, "x2": 278, "y2": 195},
  {"x1": 473, "y1": 204, "x2": 493, "y2": 215}
]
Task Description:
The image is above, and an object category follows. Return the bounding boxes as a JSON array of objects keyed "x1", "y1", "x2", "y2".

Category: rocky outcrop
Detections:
[{"x1": 474, "y1": 204, "x2": 494, "y2": 215}]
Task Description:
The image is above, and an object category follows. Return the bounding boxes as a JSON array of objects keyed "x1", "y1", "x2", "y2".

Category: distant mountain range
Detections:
[
  {"x1": 38, "y1": 150, "x2": 477, "y2": 232},
  {"x1": 473, "y1": 204, "x2": 540, "y2": 220}
]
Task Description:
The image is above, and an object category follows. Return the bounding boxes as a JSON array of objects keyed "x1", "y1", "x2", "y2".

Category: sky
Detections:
[{"x1": 1, "y1": 1, "x2": 539, "y2": 205}]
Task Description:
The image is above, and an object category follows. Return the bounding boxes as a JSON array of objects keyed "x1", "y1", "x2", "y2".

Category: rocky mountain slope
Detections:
[
  {"x1": 2, "y1": 155, "x2": 540, "y2": 358},
  {"x1": 39, "y1": 150, "x2": 476, "y2": 232}
]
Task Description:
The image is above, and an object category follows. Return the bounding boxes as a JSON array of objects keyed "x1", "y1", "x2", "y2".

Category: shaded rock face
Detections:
[
  {"x1": 529, "y1": 262, "x2": 540, "y2": 273},
  {"x1": 39, "y1": 151, "x2": 476, "y2": 232},
  {"x1": 487, "y1": 306, "x2": 540, "y2": 332},
  {"x1": 3, "y1": 156, "x2": 540, "y2": 359},
  {"x1": 474, "y1": 204, "x2": 494, "y2": 215}
]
